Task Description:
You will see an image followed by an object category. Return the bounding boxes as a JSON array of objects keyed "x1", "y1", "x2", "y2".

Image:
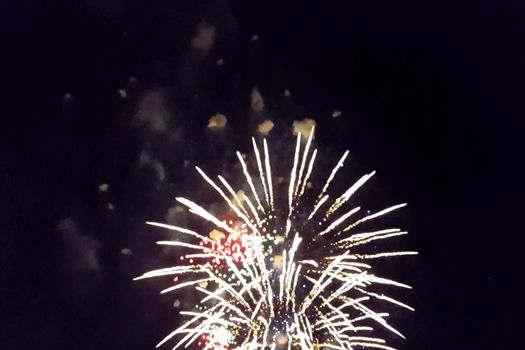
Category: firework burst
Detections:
[{"x1": 135, "y1": 127, "x2": 417, "y2": 350}]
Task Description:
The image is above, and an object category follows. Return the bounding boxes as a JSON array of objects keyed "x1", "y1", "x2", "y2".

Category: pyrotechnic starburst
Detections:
[{"x1": 135, "y1": 127, "x2": 417, "y2": 350}]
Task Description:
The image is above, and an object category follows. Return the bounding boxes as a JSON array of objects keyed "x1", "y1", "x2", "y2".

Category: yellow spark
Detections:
[
  {"x1": 297, "y1": 148, "x2": 318, "y2": 202},
  {"x1": 252, "y1": 137, "x2": 271, "y2": 208},
  {"x1": 294, "y1": 126, "x2": 315, "y2": 200},
  {"x1": 288, "y1": 133, "x2": 301, "y2": 217},
  {"x1": 263, "y1": 139, "x2": 274, "y2": 210},
  {"x1": 317, "y1": 150, "x2": 349, "y2": 202},
  {"x1": 237, "y1": 151, "x2": 265, "y2": 213}
]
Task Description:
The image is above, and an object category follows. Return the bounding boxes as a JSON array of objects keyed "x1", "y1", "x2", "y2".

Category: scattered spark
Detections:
[
  {"x1": 332, "y1": 110, "x2": 342, "y2": 118},
  {"x1": 257, "y1": 120, "x2": 274, "y2": 135},
  {"x1": 209, "y1": 229, "x2": 226, "y2": 241},
  {"x1": 208, "y1": 114, "x2": 228, "y2": 129},
  {"x1": 292, "y1": 119, "x2": 317, "y2": 141}
]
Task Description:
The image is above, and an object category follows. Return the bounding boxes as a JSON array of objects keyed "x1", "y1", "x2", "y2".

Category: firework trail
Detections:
[{"x1": 136, "y1": 127, "x2": 417, "y2": 350}]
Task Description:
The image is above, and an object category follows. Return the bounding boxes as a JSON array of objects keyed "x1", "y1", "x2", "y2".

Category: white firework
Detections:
[{"x1": 135, "y1": 126, "x2": 417, "y2": 350}]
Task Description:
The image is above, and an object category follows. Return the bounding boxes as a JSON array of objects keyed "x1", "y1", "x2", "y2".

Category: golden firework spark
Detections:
[{"x1": 135, "y1": 127, "x2": 417, "y2": 350}]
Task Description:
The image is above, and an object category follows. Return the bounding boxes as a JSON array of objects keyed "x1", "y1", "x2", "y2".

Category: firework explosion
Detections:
[{"x1": 135, "y1": 127, "x2": 417, "y2": 350}]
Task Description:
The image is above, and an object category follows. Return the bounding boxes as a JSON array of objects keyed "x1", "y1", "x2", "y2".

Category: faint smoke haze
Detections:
[
  {"x1": 191, "y1": 21, "x2": 216, "y2": 54},
  {"x1": 58, "y1": 217, "x2": 101, "y2": 273},
  {"x1": 134, "y1": 89, "x2": 170, "y2": 134}
]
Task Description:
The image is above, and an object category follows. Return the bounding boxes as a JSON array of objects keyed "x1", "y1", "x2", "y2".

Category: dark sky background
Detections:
[{"x1": 2, "y1": 1, "x2": 524, "y2": 349}]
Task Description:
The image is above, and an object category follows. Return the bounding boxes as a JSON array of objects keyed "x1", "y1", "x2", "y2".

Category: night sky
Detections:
[{"x1": 2, "y1": 1, "x2": 523, "y2": 349}]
